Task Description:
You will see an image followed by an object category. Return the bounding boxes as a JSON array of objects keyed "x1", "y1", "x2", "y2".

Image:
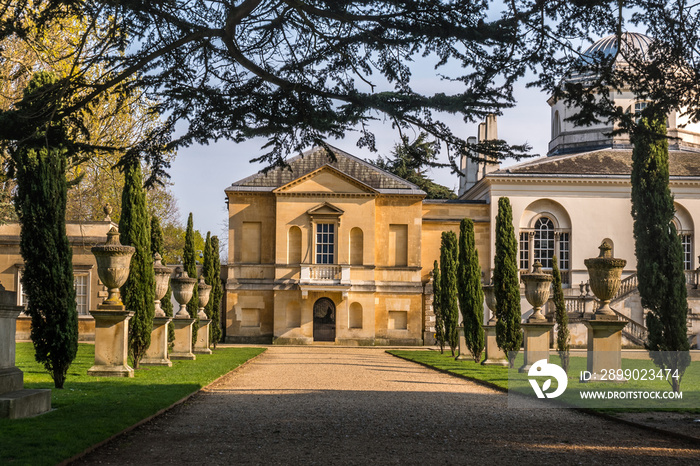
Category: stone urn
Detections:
[
  {"x1": 584, "y1": 240, "x2": 627, "y2": 319},
  {"x1": 171, "y1": 267, "x2": 196, "y2": 318},
  {"x1": 153, "y1": 253, "x2": 172, "y2": 318},
  {"x1": 521, "y1": 261, "x2": 553, "y2": 322},
  {"x1": 197, "y1": 276, "x2": 212, "y2": 320},
  {"x1": 483, "y1": 284, "x2": 497, "y2": 324},
  {"x1": 91, "y1": 227, "x2": 134, "y2": 305}
]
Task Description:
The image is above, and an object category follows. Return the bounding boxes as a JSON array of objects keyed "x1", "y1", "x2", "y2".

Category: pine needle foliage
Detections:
[
  {"x1": 209, "y1": 236, "x2": 223, "y2": 348},
  {"x1": 3, "y1": 72, "x2": 78, "y2": 388},
  {"x1": 119, "y1": 158, "x2": 155, "y2": 369},
  {"x1": 440, "y1": 231, "x2": 460, "y2": 357},
  {"x1": 631, "y1": 114, "x2": 690, "y2": 392},
  {"x1": 432, "y1": 260, "x2": 445, "y2": 353},
  {"x1": 151, "y1": 215, "x2": 174, "y2": 346},
  {"x1": 552, "y1": 255, "x2": 570, "y2": 373},
  {"x1": 458, "y1": 218, "x2": 484, "y2": 362},
  {"x1": 183, "y1": 212, "x2": 199, "y2": 343},
  {"x1": 493, "y1": 197, "x2": 522, "y2": 368}
]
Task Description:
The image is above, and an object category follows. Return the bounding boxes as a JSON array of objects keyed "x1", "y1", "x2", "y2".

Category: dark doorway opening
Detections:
[{"x1": 313, "y1": 297, "x2": 336, "y2": 342}]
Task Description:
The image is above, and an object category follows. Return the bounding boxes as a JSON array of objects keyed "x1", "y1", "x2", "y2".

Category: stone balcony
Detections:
[{"x1": 299, "y1": 265, "x2": 351, "y2": 298}]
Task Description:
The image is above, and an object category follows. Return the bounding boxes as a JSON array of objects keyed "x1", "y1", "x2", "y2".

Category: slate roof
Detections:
[
  {"x1": 226, "y1": 145, "x2": 424, "y2": 194},
  {"x1": 492, "y1": 149, "x2": 700, "y2": 177}
]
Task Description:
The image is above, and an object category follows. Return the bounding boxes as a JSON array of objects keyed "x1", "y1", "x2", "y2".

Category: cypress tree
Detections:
[
  {"x1": 458, "y1": 218, "x2": 484, "y2": 363},
  {"x1": 5, "y1": 72, "x2": 78, "y2": 388},
  {"x1": 432, "y1": 260, "x2": 446, "y2": 353},
  {"x1": 209, "y1": 235, "x2": 223, "y2": 348},
  {"x1": 151, "y1": 215, "x2": 175, "y2": 346},
  {"x1": 183, "y1": 212, "x2": 199, "y2": 343},
  {"x1": 631, "y1": 114, "x2": 690, "y2": 392},
  {"x1": 119, "y1": 158, "x2": 155, "y2": 368},
  {"x1": 552, "y1": 255, "x2": 570, "y2": 373},
  {"x1": 440, "y1": 231, "x2": 459, "y2": 357},
  {"x1": 493, "y1": 197, "x2": 522, "y2": 368}
]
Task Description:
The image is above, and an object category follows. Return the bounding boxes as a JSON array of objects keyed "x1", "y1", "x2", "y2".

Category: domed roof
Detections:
[{"x1": 582, "y1": 32, "x2": 653, "y2": 62}]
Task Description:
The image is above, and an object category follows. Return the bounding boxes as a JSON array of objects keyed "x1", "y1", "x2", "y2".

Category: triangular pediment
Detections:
[
  {"x1": 273, "y1": 165, "x2": 378, "y2": 194},
  {"x1": 307, "y1": 202, "x2": 344, "y2": 217},
  {"x1": 227, "y1": 145, "x2": 425, "y2": 194}
]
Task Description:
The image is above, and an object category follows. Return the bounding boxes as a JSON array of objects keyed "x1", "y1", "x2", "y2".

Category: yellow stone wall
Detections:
[
  {"x1": 225, "y1": 171, "x2": 489, "y2": 345},
  {"x1": 420, "y1": 202, "x2": 491, "y2": 281}
]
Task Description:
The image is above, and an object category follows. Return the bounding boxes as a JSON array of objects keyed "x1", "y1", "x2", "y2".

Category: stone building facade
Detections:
[{"x1": 224, "y1": 147, "x2": 488, "y2": 345}]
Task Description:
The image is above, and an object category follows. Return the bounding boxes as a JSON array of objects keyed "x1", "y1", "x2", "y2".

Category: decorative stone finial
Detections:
[
  {"x1": 598, "y1": 240, "x2": 613, "y2": 259},
  {"x1": 103, "y1": 204, "x2": 113, "y2": 222}
]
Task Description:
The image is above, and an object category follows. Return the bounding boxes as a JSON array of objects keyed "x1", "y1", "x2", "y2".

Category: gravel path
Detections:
[{"x1": 73, "y1": 347, "x2": 699, "y2": 465}]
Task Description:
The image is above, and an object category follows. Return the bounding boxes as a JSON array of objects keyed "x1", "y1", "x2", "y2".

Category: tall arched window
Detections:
[
  {"x1": 534, "y1": 217, "x2": 556, "y2": 268},
  {"x1": 552, "y1": 110, "x2": 561, "y2": 139},
  {"x1": 673, "y1": 217, "x2": 693, "y2": 270},
  {"x1": 520, "y1": 214, "x2": 571, "y2": 284}
]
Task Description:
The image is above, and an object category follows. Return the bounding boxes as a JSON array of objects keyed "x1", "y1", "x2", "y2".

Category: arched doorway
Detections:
[{"x1": 313, "y1": 297, "x2": 336, "y2": 342}]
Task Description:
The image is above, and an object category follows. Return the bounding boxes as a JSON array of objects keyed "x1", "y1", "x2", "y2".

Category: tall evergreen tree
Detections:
[
  {"x1": 631, "y1": 114, "x2": 690, "y2": 392},
  {"x1": 458, "y1": 218, "x2": 484, "y2": 362},
  {"x1": 493, "y1": 197, "x2": 522, "y2": 368},
  {"x1": 2, "y1": 72, "x2": 78, "y2": 388},
  {"x1": 202, "y1": 232, "x2": 214, "y2": 320},
  {"x1": 151, "y1": 215, "x2": 175, "y2": 346},
  {"x1": 183, "y1": 212, "x2": 199, "y2": 343},
  {"x1": 209, "y1": 235, "x2": 223, "y2": 348},
  {"x1": 552, "y1": 255, "x2": 570, "y2": 374},
  {"x1": 119, "y1": 158, "x2": 155, "y2": 368},
  {"x1": 440, "y1": 231, "x2": 460, "y2": 357},
  {"x1": 432, "y1": 260, "x2": 445, "y2": 354}
]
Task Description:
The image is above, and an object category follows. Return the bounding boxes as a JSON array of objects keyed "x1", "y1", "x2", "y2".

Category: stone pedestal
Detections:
[
  {"x1": 482, "y1": 325, "x2": 509, "y2": 366},
  {"x1": 170, "y1": 318, "x2": 196, "y2": 360},
  {"x1": 519, "y1": 322, "x2": 554, "y2": 373},
  {"x1": 194, "y1": 319, "x2": 212, "y2": 355},
  {"x1": 88, "y1": 305, "x2": 134, "y2": 377},
  {"x1": 584, "y1": 319, "x2": 627, "y2": 381},
  {"x1": 141, "y1": 316, "x2": 172, "y2": 366},
  {"x1": 456, "y1": 327, "x2": 471, "y2": 361},
  {"x1": 0, "y1": 306, "x2": 51, "y2": 419}
]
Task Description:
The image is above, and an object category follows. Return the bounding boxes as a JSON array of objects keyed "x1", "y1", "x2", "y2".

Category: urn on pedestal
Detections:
[
  {"x1": 519, "y1": 261, "x2": 555, "y2": 373},
  {"x1": 142, "y1": 253, "x2": 173, "y2": 366},
  {"x1": 170, "y1": 267, "x2": 197, "y2": 360},
  {"x1": 481, "y1": 284, "x2": 509, "y2": 366},
  {"x1": 194, "y1": 276, "x2": 213, "y2": 355},
  {"x1": 88, "y1": 227, "x2": 135, "y2": 377},
  {"x1": 583, "y1": 240, "x2": 628, "y2": 381}
]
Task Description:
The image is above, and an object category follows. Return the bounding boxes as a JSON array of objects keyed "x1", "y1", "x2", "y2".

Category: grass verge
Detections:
[
  {"x1": 388, "y1": 350, "x2": 700, "y2": 412},
  {"x1": 1, "y1": 343, "x2": 265, "y2": 465}
]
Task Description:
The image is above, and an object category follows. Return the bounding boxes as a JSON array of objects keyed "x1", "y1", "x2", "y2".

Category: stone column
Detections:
[
  {"x1": 583, "y1": 241, "x2": 628, "y2": 381},
  {"x1": 481, "y1": 284, "x2": 509, "y2": 366},
  {"x1": 0, "y1": 294, "x2": 51, "y2": 419},
  {"x1": 88, "y1": 227, "x2": 135, "y2": 377}
]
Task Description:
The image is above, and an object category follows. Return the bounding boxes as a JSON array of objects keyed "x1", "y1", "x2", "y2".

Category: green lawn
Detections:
[
  {"x1": 1, "y1": 343, "x2": 265, "y2": 466},
  {"x1": 388, "y1": 350, "x2": 700, "y2": 412}
]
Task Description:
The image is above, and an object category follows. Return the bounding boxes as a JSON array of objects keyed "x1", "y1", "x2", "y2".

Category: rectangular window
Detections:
[
  {"x1": 519, "y1": 232, "x2": 529, "y2": 271},
  {"x1": 388, "y1": 224, "x2": 408, "y2": 267},
  {"x1": 681, "y1": 234, "x2": 692, "y2": 270},
  {"x1": 559, "y1": 233, "x2": 570, "y2": 271},
  {"x1": 74, "y1": 274, "x2": 89, "y2": 315},
  {"x1": 315, "y1": 223, "x2": 335, "y2": 264},
  {"x1": 634, "y1": 101, "x2": 648, "y2": 124}
]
